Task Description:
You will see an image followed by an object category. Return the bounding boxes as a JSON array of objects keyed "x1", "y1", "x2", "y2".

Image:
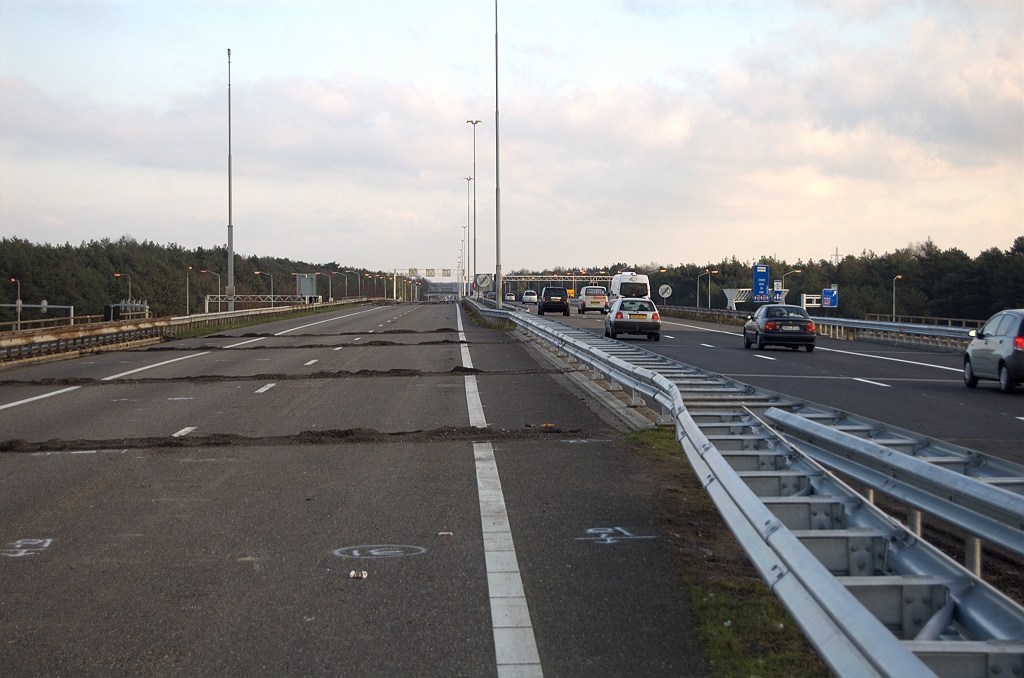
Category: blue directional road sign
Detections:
[
  {"x1": 753, "y1": 265, "x2": 771, "y2": 302},
  {"x1": 822, "y1": 288, "x2": 838, "y2": 308}
]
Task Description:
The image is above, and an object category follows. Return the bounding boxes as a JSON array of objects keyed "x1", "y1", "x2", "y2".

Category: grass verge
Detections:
[
  {"x1": 165, "y1": 302, "x2": 375, "y2": 341},
  {"x1": 461, "y1": 300, "x2": 517, "y2": 331},
  {"x1": 627, "y1": 427, "x2": 830, "y2": 678}
]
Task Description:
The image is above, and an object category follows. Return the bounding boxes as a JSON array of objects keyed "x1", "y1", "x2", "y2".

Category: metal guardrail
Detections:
[{"x1": 467, "y1": 298, "x2": 1024, "y2": 678}]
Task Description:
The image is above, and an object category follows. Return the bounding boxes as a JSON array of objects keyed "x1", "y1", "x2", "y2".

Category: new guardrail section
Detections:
[{"x1": 469, "y1": 298, "x2": 1024, "y2": 678}]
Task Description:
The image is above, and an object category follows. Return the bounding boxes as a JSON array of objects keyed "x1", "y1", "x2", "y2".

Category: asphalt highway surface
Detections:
[
  {"x1": 0, "y1": 302, "x2": 705, "y2": 677},
  {"x1": 527, "y1": 302, "x2": 1024, "y2": 466}
]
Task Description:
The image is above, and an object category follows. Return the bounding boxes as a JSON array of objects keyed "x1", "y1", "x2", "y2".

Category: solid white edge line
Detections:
[
  {"x1": 254, "y1": 383, "x2": 276, "y2": 393},
  {"x1": 273, "y1": 307, "x2": 380, "y2": 336},
  {"x1": 853, "y1": 378, "x2": 891, "y2": 388},
  {"x1": 171, "y1": 426, "x2": 197, "y2": 437},
  {"x1": 475, "y1": 441, "x2": 543, "y2": 677},
  {"x1": 223, "y1": 337, "x2": 266, "y2": 348},
  {"x1": 101, "y1": 352, "x2": 210, "y2": 381},
  {"x1": 461, "y1": 307, "x2": 543, "y2": 675},
  {"x1": 0, "y1": 386, "x2": 81, "y2": 411}
]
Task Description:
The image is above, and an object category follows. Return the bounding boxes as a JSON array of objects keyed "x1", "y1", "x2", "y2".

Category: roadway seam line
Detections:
[
  {"x1": 254, "y1": 383, "x2": 276, "y2": 394},
  {"x1": 273, "y1": 307, "x2": 380, "y2": 336},
  {"x1": 223, "y1": 337, "x2": 265, "y2": 348},
  {"x1": 852, "y1": 377, "x2": 891, "y2": 387},
  {"x1": 459, "y1": 306, "x2": 544, "y2": 677},
  {"x1": 171, "y1": 427, "x2": 197, "y2": 437},
  {"x1": 100, "y1": 352, "x2": 210, "y2": 381},
  {"x1": 0, "y1": 386, "x2": 81, "y2": 410}
]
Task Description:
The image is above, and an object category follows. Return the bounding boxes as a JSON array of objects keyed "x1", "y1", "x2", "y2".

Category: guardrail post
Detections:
[
  {"x1": 965, "y1": 536, "x2": 982, "y2": 576},
  {"x1": 906, "y1": 507, "x2": 922, "y2": 536}
]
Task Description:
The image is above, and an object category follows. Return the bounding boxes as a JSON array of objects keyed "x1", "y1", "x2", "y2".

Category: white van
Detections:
[{"x1": 609, "y1": 272, "x2": 651, "y2": 302}]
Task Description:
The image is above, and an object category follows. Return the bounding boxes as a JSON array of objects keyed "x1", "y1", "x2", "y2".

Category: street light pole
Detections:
[
  {"x1": 200, "y1": 270, "x2": 222, "y2": 312},
  {"x1": 892, "y1": 275, "x2": 902, "y2": 322},
  {"x1": 782, "y1": 269, "x2": 802, "y2": 303},
  {"x1": 9, "y1": 278, "x2": 20, "y2": 330},
  {"x1": 114, "y1": 273, "x2": 132, "y2": 301},
  {"x1": 696, "y1": 269, "x2": 718, "y2": 308},
  {"x1": 226, "y1": 48, "x2": 235, "y2": 311},
  {"x1": 467, "y1": 120, "x2": 482, "y2": 297},
  {"x1": 255, "y1": 271, "x2": 273, "y2": 307},
  {"x1": 493, "y1": 0, "x2": 502, "y2": 310},
  {"x1": 186, "y1": 266, "x2": 193, "y2": 315}
]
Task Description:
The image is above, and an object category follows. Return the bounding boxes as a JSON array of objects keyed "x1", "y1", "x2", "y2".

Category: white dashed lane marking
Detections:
[
  {"x1": 0, "y1": 386, "x2": 81, "y2": 411},
  {"x1": 754, "y1": 355, "x2": 777, "y2": 361},
  {"x1": 853, "y1": 378, "x2": 891, "y2": 388},
  {"x1": 700, "y1": 343, "x2": 714, "y2": 348},
  {"x1": 304, "y1": 360, "x2": 318, "y2": 366},
  {"x1": 172, "y1": 427, "x2": 197, "y2": 438},
  {"x1": 254, "y1": 383, "x2": 276, "y2": 394},
  {"x1": 101, "y1": 352, "x2": 210, "y2": 381}
]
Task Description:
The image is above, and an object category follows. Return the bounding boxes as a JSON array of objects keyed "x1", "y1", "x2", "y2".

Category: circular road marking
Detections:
[{"x1": 333, "y1": 544, "x2": 427, "y2": 559}]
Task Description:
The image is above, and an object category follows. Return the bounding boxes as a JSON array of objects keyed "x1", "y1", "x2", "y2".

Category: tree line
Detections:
[
  {"x1": 0, "y1": 237, "x2": 388, "y2": 323},
  {"x1": 2, "y1": 236, "x2": 1021, "y2": 323},
  {"x1": 517, "y1": 237, "x2": 1024, "y2": 321}
]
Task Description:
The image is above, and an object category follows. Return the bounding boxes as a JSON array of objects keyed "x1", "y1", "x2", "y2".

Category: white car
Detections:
[
  {"x1": 504, "y1": 292, "x2": 516, "y2": 302},
  {"x1": 522, "y1": 290, "x2": 538, "y2": 303},
  {"x1": 577, "y1": 285, "x2": 610, "y2": 314}
]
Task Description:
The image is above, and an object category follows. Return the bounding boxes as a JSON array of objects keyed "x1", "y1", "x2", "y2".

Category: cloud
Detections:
[{"x1": 2, "y1": 2, "x2": 1020, "y2": 268}]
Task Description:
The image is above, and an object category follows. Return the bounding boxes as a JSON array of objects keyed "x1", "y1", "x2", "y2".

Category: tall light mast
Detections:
[
  {"x1": 494, "y1": 1, "x2": 502, "y2": 309},
  {"x1": 226, "y1": 48, "x2": 235, "y2": 311}
]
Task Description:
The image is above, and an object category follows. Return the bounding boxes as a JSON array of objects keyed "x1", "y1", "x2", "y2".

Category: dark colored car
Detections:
[
  {"x1": 537, "y1": 287, "x2": 570, "y2": 316},
  {"x1": 743, "y1": 304, "x2": 816, "y2": 351},
  {"x1": 605, "y1": 297, "x2": 661, "y2": 341},
  {"x1": 964, "y1": 309, "x2": 1024, "y2": 393}
]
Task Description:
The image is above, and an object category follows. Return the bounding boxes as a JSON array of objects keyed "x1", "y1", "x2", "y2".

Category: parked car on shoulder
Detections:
[
  {"x1": 964, "y1": 309, "x2": 1024, "y2": 393},
  {"x1": 605, "y1": 297, "x2": 661, "y2": 341},
  {"x1": 522, "y1": 290, "x2": 538, "y2": 303},
  {"x1": 537, "y1": 287, "x2": 570, "y2": 316},
  {"x1": 578, "y1": 286, "x2": 610, "y2": 314},
  {"x1": 743, "y1": 305, "x2": 816, "y2": 351}
]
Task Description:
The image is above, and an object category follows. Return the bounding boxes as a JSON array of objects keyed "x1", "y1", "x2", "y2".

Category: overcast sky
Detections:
[{"x1": 2, "y1": 1, "x2": 1021, "y2": 275}]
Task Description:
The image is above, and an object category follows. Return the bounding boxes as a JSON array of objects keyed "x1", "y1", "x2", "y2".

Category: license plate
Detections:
[
  {"x1": 550, "y1": 297, "x2": 561, "y2": 301},
  {"x1": 782, "y1": 326, "x2": 799, "y2": 331},
  {"x1": 630, "y1": 314, "x2": 646, "y2": 319}
]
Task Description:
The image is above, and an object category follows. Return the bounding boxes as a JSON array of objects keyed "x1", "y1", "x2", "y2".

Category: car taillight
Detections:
[
  {"x1": 652, "y1": 313, "x2": 660, "y2": 320},
  {"x1": 615, "y1": 311, "x2": 623, "y2": 319},
  {"x1": 806, "y1": 322, "x2": 815, "y2": 332},
  {"x1": 1014, "y1": 336, "x2": 1024, "y2": 351},
  {"x1": 765, "y1": 321, "x2": 780, "y2": 330}
]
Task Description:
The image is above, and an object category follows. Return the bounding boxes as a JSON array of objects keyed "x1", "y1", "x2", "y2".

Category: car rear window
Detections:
[
  {"x1": 621, "y1": 300, "x2": 655, "y2": 312},
  {"x1": 766, "y1": 306, "x2": 809, "y2": 319},
  {"x1": 544, "y1": 288, "x2": 567, "y2": 297},
  {"x1": 584, "y1": 287, "x2": 607, "y2": 296}
]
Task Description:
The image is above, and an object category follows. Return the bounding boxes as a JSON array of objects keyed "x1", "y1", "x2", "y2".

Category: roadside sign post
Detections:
[
  {"x1": 822, "y1": 288, "x2": 838, "y2": 308},
  {"x1": 753, "y1": 265, "x2": 771, "y2": 303},
  {"x1": 659, "y1": 284, "x2": 672, "y2": 306}
]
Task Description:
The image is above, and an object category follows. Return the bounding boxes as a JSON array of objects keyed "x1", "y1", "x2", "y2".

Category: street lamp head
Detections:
[
  {"x1": 254, "y1": 271, "x2": 261, "y2": 275},
  {"x1": 793, "y1": 269, "x2": 802, "y2": 274},
  {"x1": 711, "y1": 270, "x2": 719, "y2": 274},
  {"x1": 896, "y1": 275, "x2": 903, "y2": 279}
]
